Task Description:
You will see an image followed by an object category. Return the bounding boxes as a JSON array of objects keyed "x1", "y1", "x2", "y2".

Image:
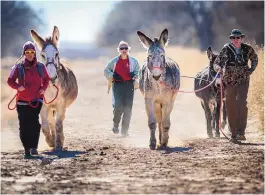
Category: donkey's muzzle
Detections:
[
  {"x1": 152, "y1": 66, "x2": 162, "y2": 81},
  {"x1": 215, "y1": 78, "x2": 221, "y2": 88},
  {"x1": 153, "y1": 75, "x2": 161, "y2": 81}
]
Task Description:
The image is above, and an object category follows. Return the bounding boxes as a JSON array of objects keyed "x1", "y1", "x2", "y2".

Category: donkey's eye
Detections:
[
  {"x1": 41, "y1": 53, "x2": 45, "y2": 59},
  {"x1": 148, "y1": 55, "x2": 152, "y2": 58},
  {"x1": 161, "y1": 54, "x2": 165, "y2": 58},
  {"x1": 55, "y1": 52, "x2": 59, "y2": 57}
]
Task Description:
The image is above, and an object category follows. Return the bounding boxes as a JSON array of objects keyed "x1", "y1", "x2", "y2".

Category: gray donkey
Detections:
[
  {"x1": 31, "y1": 26, "x2": 78, "y2": 151},
  {"x1": 137, "y1": 29, "x2": 180, "y2": 150},
  {"x1": 194, "y1": 47, "x2": 227, "y2": 138}
]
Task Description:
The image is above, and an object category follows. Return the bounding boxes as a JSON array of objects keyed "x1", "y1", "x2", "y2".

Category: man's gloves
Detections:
[
  {"x1": 214, "y1": 65, "x2": 222, "y2": 74},
  {"x1": 247, "y1": 67, "x2": 254, "y2": 75},
  {"x1": 113, "y1": 72, "x2": 136, "y2": 81},
  {"x1": 113, "y1": 72, "x2": 122, "y2": 80},
  {"x1": 129, "y1": 72, "x2": 135, "y2": 80}
]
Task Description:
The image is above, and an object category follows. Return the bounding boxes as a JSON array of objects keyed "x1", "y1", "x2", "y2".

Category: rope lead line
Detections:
[{"x1": 8, "y1": 84, "x2": 59, "y2": 110}]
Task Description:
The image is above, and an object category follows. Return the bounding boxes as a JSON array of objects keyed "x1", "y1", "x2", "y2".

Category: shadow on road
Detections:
[
  {"x1": 238, "y1": 142, "x2": 264, "y2": 146},
  {"x1": 43, "y1": 150, "x2": 87, "y2": 158},
  {"x1": 157, "y1": 146, "x2": 193, "y2": 154}
]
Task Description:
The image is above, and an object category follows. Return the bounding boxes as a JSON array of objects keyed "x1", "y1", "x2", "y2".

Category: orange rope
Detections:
[
  {"x1": 8, "y1": 84, "x2": 59, "y2": 110},
  {"x1": 219, "y1": 75, "x2": 229, "y2": 140},
  {"x1": 159, "y1": 71, "x2": 229, "y2": 140},
  {"x1": 159, "y1": 71, "x2": 220, "y2": 93}
]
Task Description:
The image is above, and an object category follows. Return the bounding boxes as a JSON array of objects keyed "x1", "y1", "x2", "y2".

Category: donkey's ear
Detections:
[
  {"x1": 206, "y1": 47, "x2": 214, "y2": 61},
  {"x1": 207, "y1": 47, "x2": 217, "y2": 62},
  {"x1": 30, "y1": 29, "x2": 45, "y2": 50},
  {"x1": 52, "y1": 26, "x2": 60, "y2": 47},
  {"x1": 159, "y1": 29, "x2": 169, "y2": 48},
  {"x1": 137, "y1": 31, "x2": 153, "y2": 49}
]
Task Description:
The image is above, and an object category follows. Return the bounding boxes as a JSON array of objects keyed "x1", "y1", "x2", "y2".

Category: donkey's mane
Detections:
[
  {"x1": 59, "y1": 61, "x2": 69, "y2": 70},
  {"x1": 43, "y1": 36, "x2": 68, "y2": 70},
  {"x1": 44, "y1": 36, "x2": 58, "y2": 50},
  {"x1": 153, "y1": 38, "x2": 159, "y2": 43}
]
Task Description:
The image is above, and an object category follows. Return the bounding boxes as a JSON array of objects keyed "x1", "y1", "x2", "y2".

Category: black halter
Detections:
[{"x1": 42, "y1": 44, "x2": 60, "y2": 84}]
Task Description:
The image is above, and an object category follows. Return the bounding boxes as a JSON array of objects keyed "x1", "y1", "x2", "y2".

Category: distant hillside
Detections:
[
  {"x1": 96, "y1": 1, "x2": 264, "y2": 51},
  {"x1": 59, "y1": 41, "x2": 107, "y2": 59}
]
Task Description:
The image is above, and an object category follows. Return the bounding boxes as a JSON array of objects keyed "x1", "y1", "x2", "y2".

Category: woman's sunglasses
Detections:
[
  {"x1": 120, "y1": 47, "x2": 128, "y2": 50},
  {"x1": 25, "y1": 51, "x2": 36, "y2": 55},
  {"x1": 231, "y1": 37, "x2": 241, "y2": 40}
]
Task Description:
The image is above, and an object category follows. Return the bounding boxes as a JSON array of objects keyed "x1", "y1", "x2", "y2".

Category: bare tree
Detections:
[
  {"x1": 1, "y1": 1, "x2": 44, "y2": 57},
  {"x1": 185, "y1": 1, "x2": 223, "y2": 51},
  {"x1": 96, "y1": 1, "x2": 263, "y2": 50}
]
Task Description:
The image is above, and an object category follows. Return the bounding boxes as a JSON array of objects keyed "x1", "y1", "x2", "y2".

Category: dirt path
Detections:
[{"x1": 1, "y1": 59, "x2": 264, "y2": 194}]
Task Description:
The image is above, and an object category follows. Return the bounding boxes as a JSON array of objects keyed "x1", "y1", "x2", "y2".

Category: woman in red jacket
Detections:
[{"x1": 7, "y1": 41, "x2": 50, "y2": 159}]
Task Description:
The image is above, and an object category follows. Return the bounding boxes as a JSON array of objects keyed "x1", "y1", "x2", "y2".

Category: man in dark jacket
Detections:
[{"x1": 214, "y1": 29, "x2": 258, "y2": 143}]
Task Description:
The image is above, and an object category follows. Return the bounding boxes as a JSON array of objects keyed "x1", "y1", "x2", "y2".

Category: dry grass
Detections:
[{"x1": 248, "y1": 46, "x2": 264, "y2": 131}]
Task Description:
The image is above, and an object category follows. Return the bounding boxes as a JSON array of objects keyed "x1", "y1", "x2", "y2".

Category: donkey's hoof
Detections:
[
  {"x1": 157, "y1": 145, "x2": 168, "y2": 150},
  {"x1": 207, "y1": 133, "x2": 213, "y2": 139},
  {"x1": 215, "y1": 133, "x2": 220, "y2": 138},
  {"x1": 149, "y1": 145, "x2": 156, "y2": 150},
  {"x1": 149, "y1": 139, "x2": 156, "y2": 150},
  {"x1": 221, "y1": 121, "x2": 227, "y2": 129},
  {"x1": 46, "y1": 140, "x2": 55, "y2": 148},
  {"x1": 55, "y1": 146, "x2": 63, "y2": 152},
  {"x1": 62, "y1": 147, "x2": 68, "y2": 151}
]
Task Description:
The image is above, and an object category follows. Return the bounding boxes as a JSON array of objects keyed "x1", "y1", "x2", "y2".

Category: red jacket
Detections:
[{"x1": 7, "y1": 58, "x2": 50, "y2": 102}]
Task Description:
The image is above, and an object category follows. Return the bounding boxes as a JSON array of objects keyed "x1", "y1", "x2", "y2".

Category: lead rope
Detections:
[
  {"x1": 219, "y1": 74, "x2": 229, "y2": 140},
  {"x1": 159, "y1": 70, "x2": 221, "y2": 93},
  {"x1": 8, "y1": 84, "x2": 59, "y2": 110},
  {"x1": 159, "y1": 70, "x2": 229, "y2": 140}
]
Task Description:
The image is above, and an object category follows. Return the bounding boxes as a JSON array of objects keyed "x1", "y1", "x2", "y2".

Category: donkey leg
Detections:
[
  {"x1": 203, "y1": 101, "x2": 213, "y2": 138},
  {"x1": 215, "y1": 103, "x2": 221, "y2": 137},
  {"x1": 40, "y1": 107, "x2": 54, "y2": 148},
  {"x1": 145, "y1": 98, "x2": 156, "y2": 150},
  {"x1": 155, "y1": 103, "x2": 162, "y2": 145},
  {"x1": 222, "y1": 100, "x2": 227, "y2": 129},
  {"x1": 55, "y1": 106, "x2": 66, "y2": 151},
  {"x1": 48, "y1": 109, "x2": 56, "y2": 148},
  {"x1": 161, "y1": 101, "x2": 174, "y2": 147}
]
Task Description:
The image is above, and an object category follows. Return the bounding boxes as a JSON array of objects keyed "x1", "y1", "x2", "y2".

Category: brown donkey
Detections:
[
  {"x1": 137, "y1": 29, "x2": 180, "y2": 150},
  {"x1": 31, "y1": 26, "x2": 78, "y2": 151}
]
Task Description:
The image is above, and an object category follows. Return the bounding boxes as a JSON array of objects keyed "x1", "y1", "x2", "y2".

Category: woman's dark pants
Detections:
[
  {"x1": 112, "y1": 81, "x2": 134, "y2": 134},
  {"x1": 16, "y1": 102, "x2": 43, "y2": 152}
]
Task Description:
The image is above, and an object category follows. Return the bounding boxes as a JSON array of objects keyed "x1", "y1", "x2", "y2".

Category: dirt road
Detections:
[{"x1": 1, "y1": 56, "x2": 264, "y2": 194}]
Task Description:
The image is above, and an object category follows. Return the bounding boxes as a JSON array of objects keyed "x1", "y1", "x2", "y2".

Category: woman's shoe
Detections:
[
  {"x1": 24, "y1": 149, "x2": 32, "y2": 159},
  {"x1": 31, "y1": 148, "x2": 39, "y2": 155},
  {"x1": 24, "y1": 153, "x2": 32, "y2": 159}
]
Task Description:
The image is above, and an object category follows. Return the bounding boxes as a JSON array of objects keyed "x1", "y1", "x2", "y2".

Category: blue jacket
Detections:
[{"x1": 104, "y1": 55, "x2": 140, "y2": 80}]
